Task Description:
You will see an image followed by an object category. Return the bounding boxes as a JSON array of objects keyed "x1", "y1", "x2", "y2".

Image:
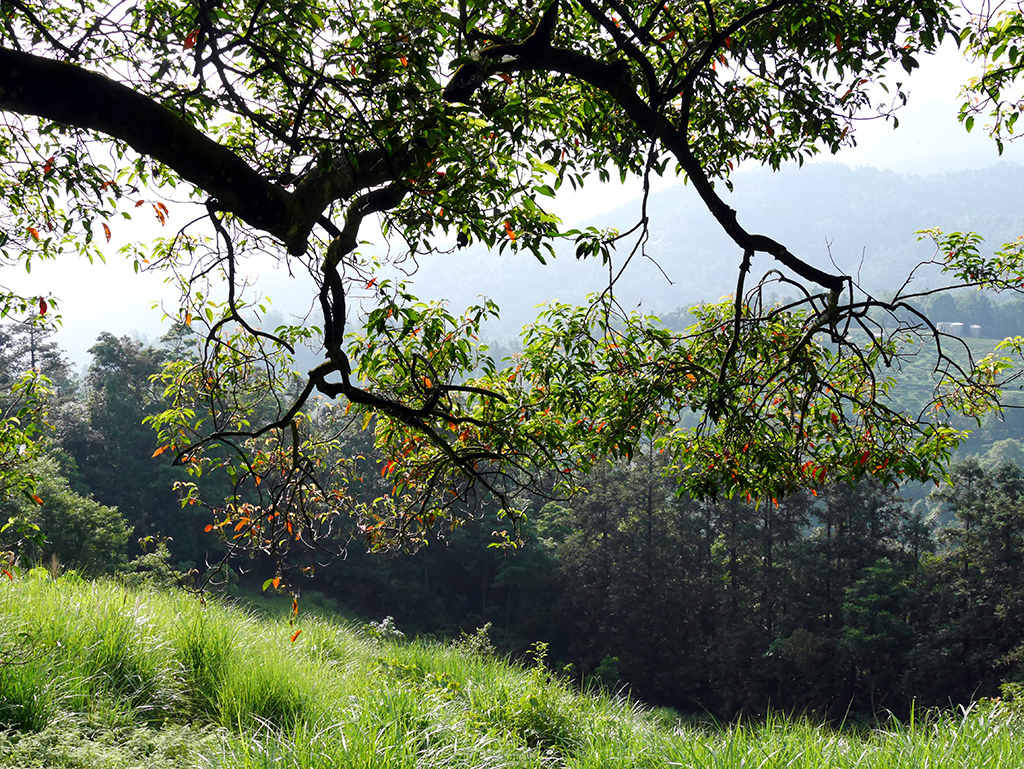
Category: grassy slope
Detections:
[{"x1": 1, "y1": 576, "x2": 1023, "y2": 769}]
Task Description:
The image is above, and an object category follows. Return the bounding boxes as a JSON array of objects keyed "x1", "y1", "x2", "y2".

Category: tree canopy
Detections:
[{"x1": 2, "y1": 0, "x2": 1024, "y2": 570}]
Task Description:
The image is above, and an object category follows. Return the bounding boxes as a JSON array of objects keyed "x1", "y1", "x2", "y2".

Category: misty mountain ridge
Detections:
[{"x1": 403, "y1": 160, "x2": 1024, "y2": 336}]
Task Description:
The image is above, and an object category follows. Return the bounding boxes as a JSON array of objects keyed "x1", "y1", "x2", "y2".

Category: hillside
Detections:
[{"x1": 2, "y1": 576, "x2": 1024, "y2": 768}]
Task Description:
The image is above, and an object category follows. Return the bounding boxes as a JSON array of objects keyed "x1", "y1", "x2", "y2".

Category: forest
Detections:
[{"x1": 6, "y1": 291, "x2": 1024, "y2": 721}]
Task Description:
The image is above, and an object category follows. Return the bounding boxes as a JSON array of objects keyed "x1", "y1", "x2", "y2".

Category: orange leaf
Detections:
[
  {"x1": 135, "y1": 200, "x2": 145, "y2": 208},
  {"x1": 290, "y1": 628, "x2": 302, "y2": 642},
  {"x1": 184, "y1": 29, "x2": 199, "y2": 49},
  {"x1": 204, "y1": 524, "x2": 214, "y2": 532},
  {"x1": 152, "y1": 444, "x2": 170, "y2": 458},
  {"x1": 503, "y1": 221, "x2": 516, "y2": 241},
  {"x1": 26, "y1": 227, "x2": 39, "y2": 241},
  {"x1": 43, "y1": 156, "x2": 54, "y2": 175},
  {"x1": 399, "y1": 56, "x2": 408, "y2": 66},
  {"x1": 102, "y1": 223, "x2": 112, "y2": 242},
  {"x1": 292, "y1": 598, "x2": 298, "y2": 616},
  {"x1": 31, "y1": 494, "x2": 44, "y2": 506},
  {"x1": 657, "y1": 31, "x2": 676, "y2": 42}
]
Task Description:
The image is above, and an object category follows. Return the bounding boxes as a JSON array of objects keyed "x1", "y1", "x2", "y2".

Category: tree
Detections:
[
  {"x1": 0, "y1": 454, "x2": 131, "y2": 574},
  {"x1": 0, "y1": 320, "x2": 74, "y2": 395},
  {"x1": 56, "y1": 332, "x2": 217, "y2": 564},
  {"x1": 2, "y1": 0, "x2": 1022, "y2": 572}
]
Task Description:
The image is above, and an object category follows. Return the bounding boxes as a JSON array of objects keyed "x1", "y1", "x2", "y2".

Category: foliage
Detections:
[
  {"x1": 0, "y1": 370, "x2": 50, "y2": 547},
  {"x1": 4, "y1": 0, "x2": 1024, "y2": 580},
  {"x1": 959, "y1": 0, "x2": 1024, "y2": 152},
  {"x1": 0, "y1": 455, "x2": 131, "y2": 574},
  {"x1": 57, "y1": 332, "x2": 216, "y2": 565}
]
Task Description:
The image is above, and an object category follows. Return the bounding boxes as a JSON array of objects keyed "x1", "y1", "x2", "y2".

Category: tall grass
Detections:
[{"x1": 3, "y1": 574, "x2": 1024, "y2": 769}]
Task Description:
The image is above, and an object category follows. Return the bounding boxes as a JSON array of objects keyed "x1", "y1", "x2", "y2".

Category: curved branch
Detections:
[
  {"x1": 440, "y1": 26, "x2": 848, "y2": 294},
  {"x1": 0, "y1": 47, "x2": 403, "y2": 256}
]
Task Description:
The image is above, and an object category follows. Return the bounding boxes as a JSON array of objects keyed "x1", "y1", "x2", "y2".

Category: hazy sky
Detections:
[{"x1": 4, "y1": 35, "x2": 1022, "y2": 366}]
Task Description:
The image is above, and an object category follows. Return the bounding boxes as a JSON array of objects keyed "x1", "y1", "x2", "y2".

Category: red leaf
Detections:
[
  {"x1": 498, "y1": 72, "x2": 513, "y2": 85},
  {"x1": 43, "y1": 156, "x2": 54, "y2": 175},
  {"x1": 38, "y1": 297, "x2": 47, "y2": 316},
  {"x1": 657, "y1": 31, "x2": 676, "y2": 42},
  {"x1": 835, "y1": 34, "x2": 842, "y2": 51},
  {"x1": 102, "y1": 223, "x2": 112, "y2": 242},
  {"x1": 290, "y1": 628, "x2": 302, "y2": 642},
  {"x1": 184, "y1": 29, "x2": 199, "y2": 50}
]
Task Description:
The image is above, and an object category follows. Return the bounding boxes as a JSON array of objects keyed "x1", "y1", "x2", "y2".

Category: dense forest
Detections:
[{"x1": 5, "y1": 295, "x2": 1024, "y2": 722}]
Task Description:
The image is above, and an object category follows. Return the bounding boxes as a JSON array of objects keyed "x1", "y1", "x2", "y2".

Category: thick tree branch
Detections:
[{"x1": 0, "y1": 47, "x2": 401, "y2": 256}]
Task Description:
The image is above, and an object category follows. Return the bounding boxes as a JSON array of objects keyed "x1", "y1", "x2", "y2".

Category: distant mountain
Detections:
[{"x1": 403, "y1": 161, "x2": 1024, "y2": 335}]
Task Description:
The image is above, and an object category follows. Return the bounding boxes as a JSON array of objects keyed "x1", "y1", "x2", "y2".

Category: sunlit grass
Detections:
[{"x1": 2, "y1": 575, "x2": 1023, "y2": 768}]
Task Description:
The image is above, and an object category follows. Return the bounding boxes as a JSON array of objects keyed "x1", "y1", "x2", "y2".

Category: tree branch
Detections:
[{"x1": 0, "y1": 47, "x2": 402, "y2": 257}]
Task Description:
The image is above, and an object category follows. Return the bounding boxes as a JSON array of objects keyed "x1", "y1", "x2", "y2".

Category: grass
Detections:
[{"x1": 2, "y1": 574, "x2": 1024, "y2": 768}]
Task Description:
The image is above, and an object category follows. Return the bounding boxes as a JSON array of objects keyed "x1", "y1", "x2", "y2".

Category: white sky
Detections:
[{"x1": 3, "y1": 35, "x2": 1022, "y2": 367}]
